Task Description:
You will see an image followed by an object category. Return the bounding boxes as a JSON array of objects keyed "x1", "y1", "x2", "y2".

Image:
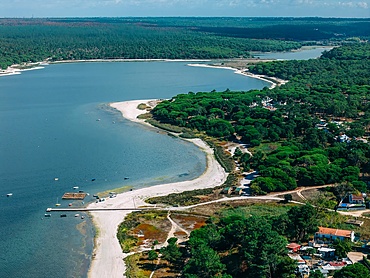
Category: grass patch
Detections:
[
  {"x1": 146, "y1": 174, "x2": 238, "y2": 206},
  {"x1": 97, "y1": 185, "x2": 133, "y2": 198},
  {"x1": 179, "y1": 131, "x2": 197, "y2": 139},
  {"x1": 137, "y1": 103, "x2": 150, "y2": 110},
  {"x1": 146, "y1": 119, "x2": 184, "y2": 133},
  {"x1": 203, "y1": 138, "x2": 235, "y2": 173},
  {"x1": 137, "y1": 113, "x2": 152, "y2": 120},
  {"x1": 250, "y1": 142, "x2": 281, "y2": 154},
  {"x1": 125, "y1": 253, "x2": 150, "y2": 278},
  {"x1": 221, "y1": 202, "x2": 294, "y2": 218}
]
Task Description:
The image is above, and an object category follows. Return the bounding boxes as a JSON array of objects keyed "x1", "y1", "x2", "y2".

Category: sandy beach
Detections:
[
  {"x1": 187, "y1": 63, "x2": 287, "y2": 89},
  {"x1": 87, "y1": 100, "x2": 228, "y2": 278}
]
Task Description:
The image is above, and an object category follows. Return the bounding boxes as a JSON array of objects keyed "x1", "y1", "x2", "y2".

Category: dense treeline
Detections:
[
  {"x1": 152, "y1": 43, "x2": 370, "y2": 194},
  {"x1": 1, "y1": 17, "x2": 370, "y2": 69},
  {"x1": 159, "y1": 204, "x2": 318, "y2": 277},
  {"x1": 0, "y1": 18, "x2": 303, "y2": 69}
]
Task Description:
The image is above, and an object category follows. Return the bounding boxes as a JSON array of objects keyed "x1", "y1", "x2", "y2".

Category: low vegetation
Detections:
[{"x1": 146, "y1": 174, "x2": 238, "y2": 206}]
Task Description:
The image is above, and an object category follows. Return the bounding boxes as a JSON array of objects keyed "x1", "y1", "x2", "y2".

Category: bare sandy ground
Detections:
[
  {"x1": 187, "y1": 63, "x2": 287, "y2": 89},
  {"x1": 88, "y1": 100, "x2": 228, "y2": 278}
]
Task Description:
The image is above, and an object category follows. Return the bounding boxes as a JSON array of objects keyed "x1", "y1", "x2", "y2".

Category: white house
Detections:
[{"x1": 315, "y1": 227, "x2": 355, "y2": 242}]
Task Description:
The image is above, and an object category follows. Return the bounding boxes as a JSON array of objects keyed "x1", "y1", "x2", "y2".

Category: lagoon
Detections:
[
  {"x1": 0, "y1": 61, "x2": 269, "y2": 277},
  {"x1": 0, "y1": 47, "x2": 325, "y2": 277}
]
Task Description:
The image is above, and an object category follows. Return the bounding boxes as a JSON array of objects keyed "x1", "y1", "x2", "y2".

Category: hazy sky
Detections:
[{"x1": 0, "y1": 0, "x2": 368, "y2": 18}]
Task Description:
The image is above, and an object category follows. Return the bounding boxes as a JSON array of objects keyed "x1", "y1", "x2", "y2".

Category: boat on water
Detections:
[
  {"x1": 81, "y1": 215, "x2": 85, "y2": 219},
  {"x1": 55, "y1": 198, "x2": 61, "y2": 207},
  {"x1": 54, "y1": 177, "x2": 59, "y2": 181},
  {"x1": 73, "y1": 186, "x2": 79, "y2": 190},
  {"x1": 74, "y1": 214, "x2": 80, "y2": 217},
  {"x1": 60, "y1": 214, "x2": 67, "y2": 218},
  {"x1": 6, "y1": 193, "x2": 13, "y2": 197},
  {"x1": 44, "y1": 214, "x2": 51, "y2": 217}
]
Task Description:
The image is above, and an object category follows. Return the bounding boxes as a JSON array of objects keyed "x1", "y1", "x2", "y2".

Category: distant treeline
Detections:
[
  {"x1": 151, "y1": 43, "x2": 370, "y2": 194},
  {"x1": 0, "y1": 17, "x2": 369, "y2": 69}
]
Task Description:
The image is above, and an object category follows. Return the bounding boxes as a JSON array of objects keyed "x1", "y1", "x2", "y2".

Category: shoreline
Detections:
[
  {"x1": 1, "y1": 58, "x2": 288, "y2": 90},
  {"x1": 187, "y1": 63, "x2": 287, "y2": 89},
  {"x1": 87, "y1": 99, "x2": 228, "y2": 278}
]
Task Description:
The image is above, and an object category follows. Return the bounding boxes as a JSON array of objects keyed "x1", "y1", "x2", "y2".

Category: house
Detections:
[
  {"x1": 288, "y1": 253, "x2": 306, "y2": 265},
  {"x1": 338, "y1": 193, "x2": 366, "y2": 211},
  {"x1": 297, "y1": 264, "x2": 310, "y2": 277},
  {"x1": 317, "y1": 247, "x2": 336, "y2": 259},
  {"x1": 321, "y1": 261, "x2": 347, "y2": 271},
  {"x1": 315, "y1": 227, "x2": 355, "y2": 242},
  {"x1": 348, "y1": 194, "x2": 364, "y2": 204},
  {"x1": 287, "y1": 243, "x2": 301, "y2": 253}
]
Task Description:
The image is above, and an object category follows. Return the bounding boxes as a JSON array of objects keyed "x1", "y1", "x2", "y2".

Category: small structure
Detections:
[
  {"x1": 315, "y1": 227, "x2": 355, "y2": 242},
  {"x1": 348, "y1": 194, "x2": 364, "y2": 204},
  {"x1": 318, "y1": 247, "x2": 336, "y2": 259},
  {"x1": 234, "y1": 187, "x2": 244, "y2": 195},
  {"x1": 221, "y1": 187, "x2": 235, "y2": 195},
  {"x1": 287, "y1": 243, "x2": 301, "y2": 253},
  {"x1": 345, "y1": 219, "x2": 364, "y2": 227},
  {"x1": 321, "y1": 261, "x2": 347, "y2": 271}
]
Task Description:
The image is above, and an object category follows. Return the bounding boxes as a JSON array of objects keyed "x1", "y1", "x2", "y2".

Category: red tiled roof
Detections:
[
  {"x1": 351, "y1": 194, "x2": 364, "y2": 200},
  {"x1": 329, "y1": 261, "x2": 346, "y2": 267},
  {"x1": 317, "y1": 227, "x2": 352, "y2": 238},
  {"x1": 287, "y1": 243, "x2": 301, "y2": 249}
]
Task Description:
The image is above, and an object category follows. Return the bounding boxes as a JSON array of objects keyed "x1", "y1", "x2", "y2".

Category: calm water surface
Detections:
[
  {"x1": 253, "y1": 47, "x2": 332, "y2": 60},
  {"x1": 0, "y1": 61, "x2": 268, "y2": 277},
  {"x1": 0, "y1": 48, "x2": 323, "y2": 277}
]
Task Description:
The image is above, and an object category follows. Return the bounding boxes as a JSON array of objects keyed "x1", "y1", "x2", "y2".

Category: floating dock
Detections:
[{"x1": 62, "y1": 192, "x2": 87, "y2": 200}]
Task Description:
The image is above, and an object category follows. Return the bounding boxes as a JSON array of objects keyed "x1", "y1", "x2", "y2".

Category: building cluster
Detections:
[{"x1": 287, "y1": 226, "x2": 357, "y2": 277}]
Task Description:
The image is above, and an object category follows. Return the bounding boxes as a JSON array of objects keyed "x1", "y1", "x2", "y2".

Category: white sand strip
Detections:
[{"x1": 88, "y1": 100, "x2": 228, "y2": 278}]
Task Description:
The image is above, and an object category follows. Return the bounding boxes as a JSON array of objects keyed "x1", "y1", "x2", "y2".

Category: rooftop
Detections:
[{"x1": 317, "y1": 227, "x2": 352, "y2": 238}]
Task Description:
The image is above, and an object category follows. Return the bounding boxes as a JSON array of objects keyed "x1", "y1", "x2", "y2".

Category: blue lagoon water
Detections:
[
  {"x1": 253, "y1": 47, "x2": 332, "y2": 60},
  {"x1": 0, "y1": 61, "x2": 269, "y2": 277}
]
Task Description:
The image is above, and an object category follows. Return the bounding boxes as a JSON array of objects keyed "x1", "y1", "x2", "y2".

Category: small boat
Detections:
[
  {"x1": 81, "y1": 215, "x2": 85, "y2": 219},
  {"x1": 54, "y1": 177, "x2": 59, "y2": 181},
  {"x1": 124, "y1": 177, "x2": 129, "y2": 180},
  {"x1": 73, "y1": 186, "x2": 79, "y2": 190},
  {"x1": 91, "y1": 178, "x2": 96, "y2": 181},
  {"x1": 60, "y1": 214, "x2": 67, "y2": 218},
  {"x1": 74, "y1": 214, "x2": 80, "y2": 217},
  {"x1": 96, "y1": 119, "x2": 100, "y2": 121},
  {"x1": 68, "y1": 203, "x2": 72, "y2": 207},
  {"x1": 78, "y1": 190, "x2": 84, "y2": 193},
  {"x1": 44, "y1": 214, "x2": 51, "y2": 217},
  {"x1": 55, "y1": 198, "x2": 61, "y2": 207},
  {"x1": 6, "y1": 193, "x2": 13, "y2": 197}
]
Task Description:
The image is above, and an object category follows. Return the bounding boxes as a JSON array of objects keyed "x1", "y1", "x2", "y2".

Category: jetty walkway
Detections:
[{"x1": 46, "y1": 207, "x2": 150, "y2": 212}]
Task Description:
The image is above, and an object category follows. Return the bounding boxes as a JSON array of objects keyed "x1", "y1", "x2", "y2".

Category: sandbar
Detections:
[{"x1": 87, "y1": 99, "x2": 228, "y2": 278}]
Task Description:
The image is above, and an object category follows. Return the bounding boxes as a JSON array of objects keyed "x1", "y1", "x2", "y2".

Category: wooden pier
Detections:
[{"x1": 46, "y1": 207, "x2": 147, "y2": 212}]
